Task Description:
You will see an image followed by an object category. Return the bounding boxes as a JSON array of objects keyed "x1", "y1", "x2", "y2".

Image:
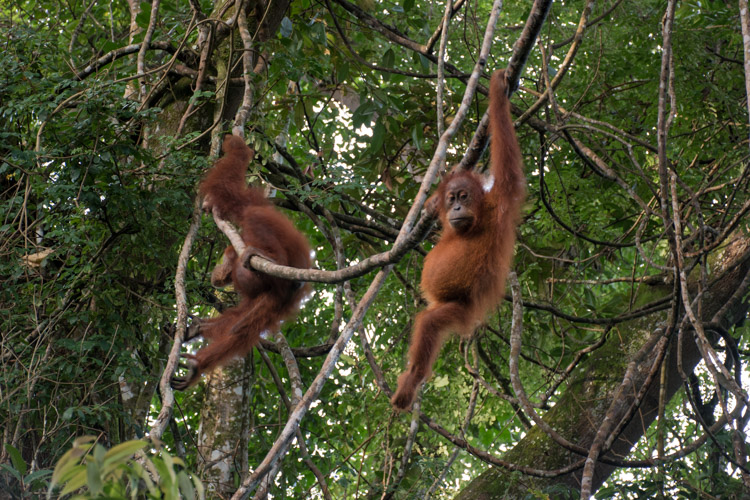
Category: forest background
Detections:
[{"x1": 3, "y1": 0, "x2": 750, "y2": 498}]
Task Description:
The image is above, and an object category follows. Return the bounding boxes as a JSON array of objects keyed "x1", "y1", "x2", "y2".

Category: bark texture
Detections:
[{"x1": 456, "y1": 233, "x2": 750, "y2": 499}]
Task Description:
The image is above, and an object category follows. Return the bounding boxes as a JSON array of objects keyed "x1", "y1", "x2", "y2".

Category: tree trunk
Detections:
[{"x1": 456, "y1": 233, "x2": 750, "y2": 499}]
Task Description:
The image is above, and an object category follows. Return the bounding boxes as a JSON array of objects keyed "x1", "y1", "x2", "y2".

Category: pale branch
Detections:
[
  {"x1": 670, "y1": 173, "x2": 747, "y2": 403},
  {"x1": 579, "y1": 334, "x2": 669, "y2": 499},
  {"x1": 136, "y1": 0, "x2": 162, "y2": 98},
  {"x1": 250, "y1": 329, "x2": 325, "y2": 496},
  {"x1": 435, "y1": 0, "x2": 453, "y2": 141},
  {"x1": 256, "y1": 347, "x2": 332, "y2": 500},
  {"x1": 230, "y1": 267, "x2": 391, "y2": 499},
  {"x1": 210, "y1": 204, "x2": 434, "y2": 284},
  {"x1": 656, "y1": 0, "x2": 677, "y2": 258},
  {"x1": 398, "y1": 0, "x2": 506, "y2": 235},
  {"x1": 668, "y1": 175, "x2": 750, "y2": 486},
  {"x1": 272, "y1": 330, "x2": 305, "y2": 407},
  {"x1": 657, "y1": 8, "x2": 749, "y2": 475},
  {"x1": 233, "y1": 0, "x2": 254, "y2": 133},
  {"x1": 384, "y1": 394, "x2": 422, "y2": 499},
  {"x1": 507, "y1": 272, "x2": 592, "y2": 459},
  {"x1": 149, "y1": 199, "x2": 202, "y2": 440},
  {"x1": 253, "y1": 350, "x2": 294, "y2": 500}
]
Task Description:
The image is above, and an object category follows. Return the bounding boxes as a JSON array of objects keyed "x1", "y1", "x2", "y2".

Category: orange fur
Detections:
[
  {"x1": 391, "y1": 70, "x2": 526, "y2": 410},
  {"x1": 172, "y1": 135, "x2": 311, "y2": 390}
]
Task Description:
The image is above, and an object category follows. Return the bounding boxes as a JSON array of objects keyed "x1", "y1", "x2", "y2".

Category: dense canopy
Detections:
[{"x1": 2, "y1": 0, "x2": 750, "y2": 498}]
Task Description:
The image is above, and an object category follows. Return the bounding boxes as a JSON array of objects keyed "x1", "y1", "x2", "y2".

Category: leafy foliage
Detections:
[
  {"x1": 2, "y1": 0, "x2": 750, "y2": 498},
  {"x1": 49, "y1": 437, "x2": 203, "y2": 499}
]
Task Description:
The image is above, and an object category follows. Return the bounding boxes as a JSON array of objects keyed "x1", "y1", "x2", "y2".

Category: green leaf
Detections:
[
  {"x1": 86, "y1": 461, "x2": 103, "y2": 495},
  {"x1": 100, "y1": 41, "x2": 119, "y2": 53},
  {"x1": 131, "y1": 461, "x2": 157, "y2": 494},
  {"x1": 103, "y1": 440, "x2": 147, "y2": 471},
  {"x1": 62, "y1": 407, "x2": 74, "y2": 420},
  {"x1": 51, "y1": 437, "x2": 95, "y2": 485},
  {"x1": 135, "y1": 2, "x2": 152, "y2": 30},
  {"x1": 382, "y1": 49, "x2": 395, "y2": 69},
  {"x1": 0, "y1": 464, "x2": 22, "y2": 482},
  {"x1": 369, "y1": 120, "x2": 386, "y2": 154},
  {"x1": 192, "y1": 473, "x2": 205, "y2": 499},
  {"x1": 177, "y1": 471, "x2": 196, "y2": 500},
  {"x1": 24, "y1": 468, "x2": 52, "y2": 485},
  {"x1": 418, "y1": 54, "x2": 431, "y2": 70},
  {"x1": 92, "y1": 444, "x2": 106, "y2": 466},
  {"x1": 294, "y1": 101, "x2": 306, "y2": 130},
  {"x1": 337, "y1": 61, "x2": 350, "y2": 82},
  {"x1": 59, "y1": 468, "x2": 87, "y2": 496},
  {"x1": 162, "y1": 450, "x2": 177, "y2": 483},
  {"x1": 5, "y1": 443, "x2": 26, "y2": 476},
  {"x1": 352, "y1": 100, "x2": 375, "y2": 129}
]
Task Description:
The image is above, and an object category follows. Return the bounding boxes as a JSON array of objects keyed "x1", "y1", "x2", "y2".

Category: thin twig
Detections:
[
  {"x1": 435, "y1": 0, "x2": 453, "y2": 140},
  {"x1": 516, "y1": 0, "x2": 595, "y2": 124},
  {"x1": 136, "y1": 0, "x2": 162, "y2": 97}
]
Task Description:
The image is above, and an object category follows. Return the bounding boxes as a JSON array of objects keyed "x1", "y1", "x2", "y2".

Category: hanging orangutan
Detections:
[
  {"x1": 172, "y1": 135, "x2": 311, "y2": 390},
  {"x1": 391, "y1": 69, "x2": 525, "y2": 410}
]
